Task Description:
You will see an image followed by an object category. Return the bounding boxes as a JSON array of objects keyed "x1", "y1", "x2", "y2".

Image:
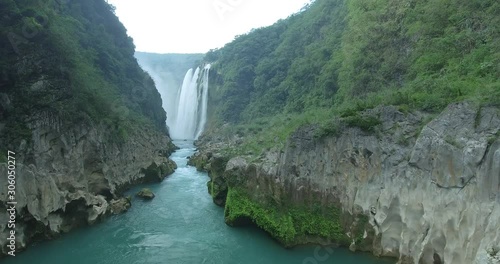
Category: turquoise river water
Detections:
[{"x1": 3, "y1": 141, "x2": 394, "y2": 264}]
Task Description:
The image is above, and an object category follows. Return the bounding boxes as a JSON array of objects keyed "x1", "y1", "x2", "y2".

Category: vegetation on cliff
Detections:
[
  {"x1": 224, "y1": 187, "x2": 365, "y2": 247},
  {"x1": 194, "y1": 0, "x2": 500, "y2": 253},
  {"x1": 0, "y1": 0, "x2": 168, "y2": 151},
  {"x1": 0, "y1": 0, "x2": 180, "y2": 255},
  {"x1": 203, "y1": 0, "x2": 500, "y2": 155}
]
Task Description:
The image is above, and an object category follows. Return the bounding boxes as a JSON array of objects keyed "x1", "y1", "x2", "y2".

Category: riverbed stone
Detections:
[
  {"x1": 136, "y1": 188, "x2": 155, "y2": 200},
  {"x1": 109, "y1": 197, "x2": 132, "y2": 214}
]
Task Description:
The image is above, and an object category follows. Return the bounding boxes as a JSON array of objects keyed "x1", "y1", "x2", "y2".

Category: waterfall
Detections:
[
  {"x1": 170, "y1": 65, "x2": 210, "y2": 140},
  {"x1": 195, "y1": 64, "x2": 211, "y2": 139}
]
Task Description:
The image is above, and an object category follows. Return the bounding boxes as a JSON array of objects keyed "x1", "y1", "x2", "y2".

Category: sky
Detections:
[{"x1": 106, "y1": 0, "x2": 312, "y2": 54}]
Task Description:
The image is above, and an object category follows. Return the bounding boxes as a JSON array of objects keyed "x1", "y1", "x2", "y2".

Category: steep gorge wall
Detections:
[
  {"x1": 192, "y1": 102, "x2": 500, "y2": 264},
  {"x1": 0, "y1": 108, "x2": 177, "y2": 256}
]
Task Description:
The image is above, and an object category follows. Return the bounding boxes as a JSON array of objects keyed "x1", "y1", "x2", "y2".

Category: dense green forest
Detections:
[
  {"x1": 204, "y1": 0, "x2": 500, "y2": 154},
  {"x1": 0, "y1": 0, "x2": 166, "y2": 151}
]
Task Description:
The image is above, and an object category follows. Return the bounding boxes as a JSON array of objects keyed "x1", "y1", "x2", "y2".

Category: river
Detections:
[{"x1": 3, "y1": 141, "x2": 393, "y2": 264}]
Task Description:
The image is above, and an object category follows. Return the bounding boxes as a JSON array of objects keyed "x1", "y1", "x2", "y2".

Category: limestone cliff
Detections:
[
  {"x1": 192, "y1": 102, "x2": 500, "y2": 264},
  {"x1": 0, "y1": 110, "x2": 177, "y2": 256}
]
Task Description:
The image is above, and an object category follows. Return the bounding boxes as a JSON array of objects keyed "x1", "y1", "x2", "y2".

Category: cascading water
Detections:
[
  {"x1": 170, "y1": 64, "x2": 211, "y2": 140},
  {"x1": 195, "y1": 64, "x2": 211, "y2": 139},
  {"x1": 171, "y1": 68, "x2": 200, "y2": 139}
]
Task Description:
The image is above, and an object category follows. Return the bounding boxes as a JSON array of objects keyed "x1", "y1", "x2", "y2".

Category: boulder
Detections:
[
  {"x1": 108, "y1": 197, "x2": 132, "y2": 214},
  {"x1": 136, "y1": 188, "x2": 155, "y2": 200}
]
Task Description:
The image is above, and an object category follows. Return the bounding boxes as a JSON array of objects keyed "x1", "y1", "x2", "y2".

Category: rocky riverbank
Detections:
[
  {"x1": 190, "y1": 102, "x2": 500, "y2": 264},
  {"x1": 0, "y1": 112, "x2": 177, "y2": 256}
]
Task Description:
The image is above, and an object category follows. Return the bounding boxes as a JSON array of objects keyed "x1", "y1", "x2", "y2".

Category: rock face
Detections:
[
  {"x1": 193, "y1": 102, "x2": 500, "y2": 264},
  {"x1": 0, "y1": 112, "x2": 177, "y2": 255},
  {"x1": 136, "y1": 188, "x2": 155, "y2": 200},
  {"x1": 109, "y1": 197, "x2": 132, "y2": 215}
]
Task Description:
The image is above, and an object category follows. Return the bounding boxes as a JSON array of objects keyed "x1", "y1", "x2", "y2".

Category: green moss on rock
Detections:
[
  {"x1": 224, "y1": 188, "x2": 350, "y2": 247},
  {"x1": 207, "y1": 180, "x2": 213, "y2": 195},
  {"x1": 142, "y1": 159, "x2": 177, "y2": 183},
  {"x1": 354, "y1": 214, "x2": 369, "y2": 244},
  {"x1": 188, "y1": 156, "x2": 208, "y2": 171},
  {"x1": 209, "y1": 178, "x2": 228, "y2": 206},
  {"x1": 160, "y1": 159, "x2": 177, "y2": 176},
  {"x1": 352, "y1": 214, "x2": 375, "y2": 251},
  {"x1": 224, "y1": 188, "x2": 296, "y2": 245},
  {"x1": 191, "y1": 153, "x2": 229, "y2": 206},
  {"x1": 343, "y1": 114, "x2": 381, "y2": 133}
]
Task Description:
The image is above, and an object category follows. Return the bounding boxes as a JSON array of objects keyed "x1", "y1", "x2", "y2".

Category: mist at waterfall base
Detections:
[
  {"x1": 134, "y1": 52, "x2": 205, "y2": 138},
  {"x1": 137, "y1": 59, "x2": 211, "y2": 140},
  {"x1": 135, "y1": 61, "x2": 180, "y2": 128}
]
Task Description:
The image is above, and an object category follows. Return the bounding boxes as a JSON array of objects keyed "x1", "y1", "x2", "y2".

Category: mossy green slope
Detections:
[
  {"x1": 224, "y1": 188, "x2": 360, "y2": 247},
  {"x1": 0, "y1": 0, "x2": 168, "y2": 150},
  {"x1": 202, "y1": 0, "x2": 500, "y2": 156}
]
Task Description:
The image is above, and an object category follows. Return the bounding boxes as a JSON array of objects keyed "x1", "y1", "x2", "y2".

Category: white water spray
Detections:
[{"x1": 170, "y1": 65, "x2": 211, "y2": 140}]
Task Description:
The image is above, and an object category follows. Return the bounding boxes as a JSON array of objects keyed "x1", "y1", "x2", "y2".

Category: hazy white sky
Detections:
[{"x1": 106, "y1": 0, "x2": 311, "y2": 53}]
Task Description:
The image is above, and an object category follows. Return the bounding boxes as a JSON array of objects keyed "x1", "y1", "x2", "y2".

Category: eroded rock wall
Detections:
[
  {"x1": 0, "y1": 111, "x2": 177, "y2": 255},
  {"x1": 195, "y1": 102, "x2": 500, "y2": 264},
  {"x1": 277, "y1": 103, "x2": 499, "y2": 263}
]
